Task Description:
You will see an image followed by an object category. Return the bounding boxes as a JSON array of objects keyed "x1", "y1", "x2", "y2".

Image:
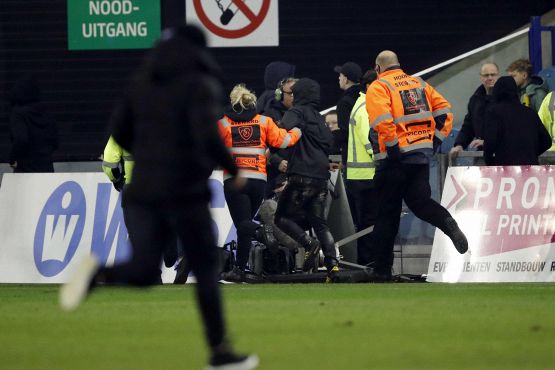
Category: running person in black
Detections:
[{"x1": 59, "y1": 25, "x2": 258, "y2": 370}]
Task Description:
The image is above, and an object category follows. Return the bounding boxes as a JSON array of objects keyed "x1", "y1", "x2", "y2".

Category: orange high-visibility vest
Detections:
[
  {"x1": 366, "y1": 68, "x2": 453, "y2": 160},
  {"x1": 218, "y1": 114, "x2": 302, "y2": 180}
]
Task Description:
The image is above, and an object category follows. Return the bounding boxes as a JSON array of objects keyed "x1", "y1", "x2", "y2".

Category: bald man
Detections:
[{"x1": 365, "y1": 50, "x2": 468, "y2": 281}]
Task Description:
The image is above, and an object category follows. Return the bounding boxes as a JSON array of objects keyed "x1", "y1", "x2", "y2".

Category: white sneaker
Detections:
[
  {"x1": 59, "y1": 254, "x2": 99, "y2": 311},
  {"x1": 205, "y1": 353, "x2": 259, "y2": 370}
]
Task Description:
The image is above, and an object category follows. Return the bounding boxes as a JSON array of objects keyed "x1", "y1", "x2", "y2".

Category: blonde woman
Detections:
[{"x1": 217, "y1": 84, "x2": 301, "y2": 281}]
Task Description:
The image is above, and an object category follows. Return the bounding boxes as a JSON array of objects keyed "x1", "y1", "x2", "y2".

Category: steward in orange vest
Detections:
[
  {"x1": 363, "y1": 51, "x2": 468, "y2": 282},
  {"x1": 218, "y1": 113, "x2": 301, "y2": 181},
  {"x1": 217, "y1": 84, "x2": 301, "y2": 281},
  {"x1": 366, "y1": 61, "x2": 453, "y2": 163}
]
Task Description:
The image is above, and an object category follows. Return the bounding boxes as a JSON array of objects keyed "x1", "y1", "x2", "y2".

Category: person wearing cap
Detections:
[{"x1": 334, "y1": 61, "x2": 362, "y2": 166}]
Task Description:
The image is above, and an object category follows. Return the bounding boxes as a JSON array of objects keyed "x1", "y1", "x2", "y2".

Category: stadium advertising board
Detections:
[
  {"x1": 67, "y1": 0, "x2": 161, "y2": 50},
  {"x1": 0, "y1": 172, "x2": 235, "y2": 283},
  {"x1": 428, "y1": 166, "x2": 555, "y2": 282}
]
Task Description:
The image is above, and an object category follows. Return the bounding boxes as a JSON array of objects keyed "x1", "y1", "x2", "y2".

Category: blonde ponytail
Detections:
[{"x1": 229, "y1": 84, "x2": 257, "y2": 111}]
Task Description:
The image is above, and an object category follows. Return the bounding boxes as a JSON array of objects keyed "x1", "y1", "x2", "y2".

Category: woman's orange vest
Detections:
[{"x1": 218, "y1": 114, "x2": 302, "y2": 181}]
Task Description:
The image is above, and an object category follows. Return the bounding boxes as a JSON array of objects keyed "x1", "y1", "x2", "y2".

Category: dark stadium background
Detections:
[{"x1": 0, "y1": 0, "x2": 552, "y2": 162}]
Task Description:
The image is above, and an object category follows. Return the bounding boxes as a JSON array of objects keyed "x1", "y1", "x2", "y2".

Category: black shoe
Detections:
[
  {"x1": 325, "y1": 265, "x2": 340, "y2": 283},
  {"x1": 206, "y1": 352, "x2": 259, "y2": 370},
  {"x1": 444, "y1": 217, "x2": 468, "y2": 254},
  {"x1": 255, "y1": 224, "x2": 279, "y2": 251},
  {"x1": 302, "y1": 238, "x2": 321, "y2": 272},
  {"x1": 220, "y1": 266, "x2": 245, "y2": 282},
  {"x1": 173, "y1": 258, "x2": 190, "y2": 284},
  {"x1": 365, "y1": 268, "x2": 393, "y2": 283}
]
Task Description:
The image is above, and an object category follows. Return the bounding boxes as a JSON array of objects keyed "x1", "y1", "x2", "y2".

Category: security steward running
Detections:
[{"x1": 365, "y1": 50, "x2": 468, "y2": 281}]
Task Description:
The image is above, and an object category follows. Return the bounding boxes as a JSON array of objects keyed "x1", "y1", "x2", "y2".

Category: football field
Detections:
[{"x1": 1, "y1": 283, "x2": 554, "y2": 370}]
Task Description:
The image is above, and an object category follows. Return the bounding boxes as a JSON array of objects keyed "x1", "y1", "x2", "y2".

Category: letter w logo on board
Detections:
[
  {"x1": 239, "y1": 126, "x2": 253, "y2": 140},
  {"x1": 41, "y1": 215, "x2": 80, "y2": 262}
]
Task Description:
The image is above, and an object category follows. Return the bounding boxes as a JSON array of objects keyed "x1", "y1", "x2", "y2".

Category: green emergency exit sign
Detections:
[{"x1": 67, "y1": 0, "x2": 160, "y2": 50}]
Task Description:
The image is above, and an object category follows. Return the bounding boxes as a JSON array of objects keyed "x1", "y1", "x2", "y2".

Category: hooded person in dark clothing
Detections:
[
  {"x1": 274, "y1": 78, "x2": 339, "y2": 282},
  {"x1": 262, "y1": 77, "x2": 298, "y2": 197},
  {"x1": 255, "y1": 61, "x2": 295, "y2": 116},
  {"x1": 256, "y1": 62, "x2": 296, "y2": 197},
  {"x1": 8, "y1": 76, "x2": 58, "y2": 172},
  {"x1": 483, "y1": 76, "x2": 551, "y2": 166},
  {"x1": 59, "y1": 25, "x2": 259, "y2": 370}
]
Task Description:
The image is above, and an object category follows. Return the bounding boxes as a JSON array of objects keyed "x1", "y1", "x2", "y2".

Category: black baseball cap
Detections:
[{"x1": 334, "y1": 62, "x2": 362, "y2": 82}]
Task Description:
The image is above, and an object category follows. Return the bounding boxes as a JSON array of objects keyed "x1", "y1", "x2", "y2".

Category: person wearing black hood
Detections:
[
  {"x1": 257, "y1": 62, "x2": 296, "y2": 198},
  {"x1": 59, "y1": 25, "x2": 259, "y2": 370},
  {"x1": 274, "y1": 78, "x2": 340, "y2": 283},
  {"x1": 255, "y1": 61, "x2": 296, "y2": 116},
  {"x1": 483, "y1": 76, "x2": 551, "y2": 166},
  {"x1": 8, "y1": 76, "x2": 58, "y2": 172},
  {"x1": 263, "y1": 77, "x2": 298, "y2": 197},
  {"x1": 218, "y1": 84, "x2": 302, "y2": 281}
]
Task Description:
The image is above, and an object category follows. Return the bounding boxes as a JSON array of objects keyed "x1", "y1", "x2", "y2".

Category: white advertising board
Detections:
[
  {"x1": 427, "y1": 166, "x2": 555, "y2": 282},
  {"x1": 0, "y1": 172, "x2": 235, "y2": 283}
]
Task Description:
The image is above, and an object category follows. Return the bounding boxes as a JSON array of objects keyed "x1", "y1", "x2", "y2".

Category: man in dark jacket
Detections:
[
  {"x1": 334, "y1": 61, "x2": 362, "y2": 165},
  {"x1": 274, "y1": 78, "x2": 339, "y2": 282},
  {"x1": 256, "y1": 61, "x2": 295, "y2": 198},
  {"x1": 449, "y1": 62, "x2": 500, "y2": 160},
  {"x1": 59, "y1": 25, "x2": 258, "y2": 370},
  {"x1": 262, "y1": 77, "x2": 298, "y2": 197},
  {"x1": 484, "y1": 76, "x2": 551, "y2": 165},
  {"x1": 9, "y1": 76, "x2": 58, "y2": 172}
]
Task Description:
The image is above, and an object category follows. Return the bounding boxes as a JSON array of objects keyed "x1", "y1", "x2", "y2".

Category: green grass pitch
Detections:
[{"x1": 1, "y1": 283, "x2": 554, "y2": 370}]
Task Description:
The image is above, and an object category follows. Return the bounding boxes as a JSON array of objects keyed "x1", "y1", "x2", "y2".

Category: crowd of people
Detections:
[
  {"x1": 50, "y1": 24, "x2": 555, "y2": 370},
  {"x1": 449, "y1": 59, "x2": 553, "y2": 164}
]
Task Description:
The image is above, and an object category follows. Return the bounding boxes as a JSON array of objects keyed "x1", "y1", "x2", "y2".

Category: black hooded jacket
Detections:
[
  {"x1": 336, "y1": 84, "x2": 360, "y2": 162},
  {"x1": 281, "y1": 78, "x2": 332, "y2": 180},
  {"x1": 9, "y1": 78, "x2": 58, "y2": 172},
  {"x1": 110, "y1": 25, "x2": 237, "y2": 204},
  {"x1": 483, "y1": 76, "x2": 551, "y2": 165},
  {"x1": 256, "y1": 61, "x2": 295, "y2": 115},
  {"x1": 454, "y1": 84, "x2": 493, "y2": 149}
]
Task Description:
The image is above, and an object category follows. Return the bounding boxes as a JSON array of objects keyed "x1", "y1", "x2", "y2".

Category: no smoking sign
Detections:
[{"x1": 186, "y1": 0, "x2": 279, "y2": 47}]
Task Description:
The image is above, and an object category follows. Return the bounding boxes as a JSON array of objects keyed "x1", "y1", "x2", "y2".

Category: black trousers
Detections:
[
  {"x1": 98, "y1": 200, "x2": 225, "y2": 349},
  {"x1": 274, "y1": 175, "x2": 337, "y2": 262},
  {"x1": 345, "y1": 179, "x2": 379, "y2": 265},
  {"x1": 371, "y1": 162, "x2": 453, "y2": 274},
  {"x1": 223, "y1": 178, "x2": 266, "y2": 270}
]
